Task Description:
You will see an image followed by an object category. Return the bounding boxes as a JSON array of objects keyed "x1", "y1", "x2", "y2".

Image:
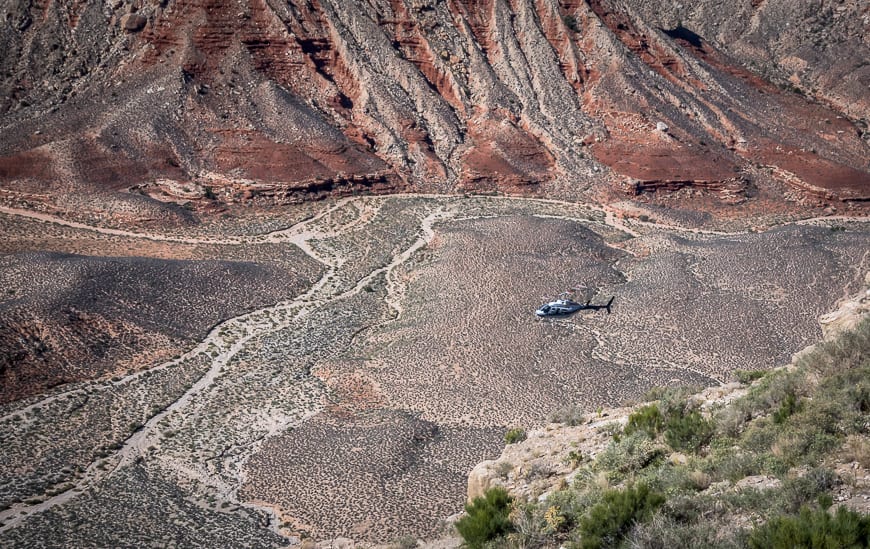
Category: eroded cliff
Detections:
[{"x1": 0, "y1": 0, "x2": 867, "y2": 225}]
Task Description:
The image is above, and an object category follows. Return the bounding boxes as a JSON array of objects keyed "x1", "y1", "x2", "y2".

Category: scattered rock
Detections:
[
  {"x1": 734, "y1": 475, "x2": 781, "y2": 491},
  {"x1": 121, "y1": 14, "x2": 147, "y2": 32}
]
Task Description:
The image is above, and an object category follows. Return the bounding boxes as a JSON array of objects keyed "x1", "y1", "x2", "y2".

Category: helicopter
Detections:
[{"x1": 535, "y1": 286, "x2": 614, "y2": 318}]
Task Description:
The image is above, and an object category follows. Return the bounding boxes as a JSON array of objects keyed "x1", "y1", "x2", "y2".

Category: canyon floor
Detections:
[{"x1": 0, "y1": 194, "x2": 868, "y2": 546}]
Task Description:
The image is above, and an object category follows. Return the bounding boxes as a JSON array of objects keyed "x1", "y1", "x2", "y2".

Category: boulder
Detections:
[{"x1": 121, "y1": 13, "x2": 147, "y2": 32}]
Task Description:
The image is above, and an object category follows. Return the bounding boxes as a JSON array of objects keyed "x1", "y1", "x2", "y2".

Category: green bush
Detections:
[
  {"x1": 735, "y1": 369, "x2": 768, "y2": 384},
  {"x1": 578, "y1": 483, "x2": 666, "y2": 548},
  {"x1": 504, "y1": 428, "x2": 527, "y2": 445},
  {"x1": 455, "y1": 487, "x2": 514, "y2": 548},
  {"x1": 748, "y1": 506, "x2": 870, "y2": 549},
  {"x1": 641, "y1": 386, "x2": 700, "y2": 416},
  {"x1": 772, "y1": 392, "x2": 802, "y2": 424},
  {"x1": 624, "y1": 404, "x2": 664, "y2": 438},
  {"x1": 491, "y1": 320, "x2": 870, "y2": 548},
  {"x1": 664, "y1": 410, "x2": 714, "y2": 453}
]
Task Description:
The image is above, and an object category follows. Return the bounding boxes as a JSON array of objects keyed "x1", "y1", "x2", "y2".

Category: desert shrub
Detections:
[
  {"x1": 493, "y1": 460, "x2": 513, "y2": 479},
  {"x1": 776, "y1": 468, "x2": 837, "y2": 514},
  {"x1": 547, "y1": 485, "x2": 594, "y2": 528},
  {"x1": 642, "y1": 385, "x2": 700, "y2": 416},
  {"x1": 549, "y1": 405, "x2": 586, "y2": 426},
  {"x1": 740, "y1": 418, "x2": 779, "y2": 453},
  {"x1": 803, "y1": 318, "x2": 870, "y2": 376},
  {"x1": 508, "y1": 502, "x2": 551, "y2": 544},
  {"x1": 578, "y1": 483, "x2": 665, "y2": 548},
  {"x1": 772, "y1": 427, "x2": 839, "y2": 467},
  {"x1": 665, "y1": 410, "x2": 714, "y2": 453},
  {"x1": 687, "y1": 469, "x2": 711, "y2": 491},
  {"x1": 455, "y1": 487, "x2": 514, "y2": 548},
  {"x1": 504, "y1": 428, "x2": 526, "y2": 445},
  {"x1": 565, "y1": 450, "x2": 584, "y2": 469},
  {"x1": 596, "y1": 431, "x2": 665, "y2": 476},
  {"x1": 841, "y1": 435, "x2": 870, "y2": 469},
  {"x1": 650, "y1": 463, "x2": 712, "y2": 494},
  {"x1": 735, "y1": 369, "x2": 768, "y2": 384},
  {"x1": 740, "y1": 368, "x2": 805, "y2": 420},
  {"x1": 703, "y1": 448, "x2": 764, "y2": 482},
  {"x1": 626, "y1": 513, "x2": 725, "y2": 549},
  {"x1": 715, "y1": 403, "x2": 752, "y2": 438},
  {"x1": 562, "y1": 14, "x2": 580, "y2": 32},
  {"x1": 624, "y1": 404, "x2": 664, "y2": 438},
  {"x1": 597, "y1": 421, "x2": 623, "y2": 438},
  {"x1": 525, "y1": 463, "x2": 553, "y2": 481},
  {"x1": 748, "y1": 506, "x2": 870, "y2": 549},
  {"x1": 772, "y1": 392, "x2": 802, "y2": 424},
  {"x1": 390, "y1": 535, "x2": 418, "y2": 549},
  {"x1": 849, "y1": 383, "x2": 870, "y2": 414}
]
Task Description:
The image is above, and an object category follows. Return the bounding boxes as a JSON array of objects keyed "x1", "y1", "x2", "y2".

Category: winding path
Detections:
[
  {"x1": 0, "y1": 194, "x2": 867, "y2": 533},
  {"x1": 0, "y1": 197, "x2": 454, "y2": 532}
]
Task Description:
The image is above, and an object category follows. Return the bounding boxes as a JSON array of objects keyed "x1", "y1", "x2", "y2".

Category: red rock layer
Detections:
[{"x1": 0, "y1": 0, "x2": 867, "y2": 218}]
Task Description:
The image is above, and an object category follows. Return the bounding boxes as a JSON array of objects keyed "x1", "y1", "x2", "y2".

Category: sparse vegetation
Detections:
[
  {"x1": 505, "y1": 428, "x2": 527, "y2": 445},
  {"x1": 748, "y1": 506, "x2": 870, "y2": 548},
  {"x1": 735, "y1": 369, "x2": 767, "y2": 384},
  {"x1": 455, "y1": 487, "x2": 514, "y2": 547},
  {"x1": 488, "y1": 318, "x2": 870, "y2": 547},
  {"x1": 1, "y1": 194, "x2": 867, "y2": 546},
  {"x1": 549, "y1": 405, "x2": 586, "y2": 426},
  {"x1": 578, "y1": 484, "x2": 665, "y2": 549}
]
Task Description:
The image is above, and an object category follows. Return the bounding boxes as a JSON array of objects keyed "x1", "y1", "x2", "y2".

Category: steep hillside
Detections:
[{"x1": 0, "y1": 0, "x2": 867, "y2": 226}]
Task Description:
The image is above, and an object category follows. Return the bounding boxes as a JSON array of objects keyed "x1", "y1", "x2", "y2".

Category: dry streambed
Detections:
[{"x1": 0, "y1": 196, "x2": 867, "y2": 545}]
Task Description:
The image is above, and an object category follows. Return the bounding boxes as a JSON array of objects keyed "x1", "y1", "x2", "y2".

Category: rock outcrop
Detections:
[
  {"x1": 466, "y1": 384, "x2": 747, "y2": 503},
  {"x1": 820, "y1": 272, "x2": 870, "y2": 341}
]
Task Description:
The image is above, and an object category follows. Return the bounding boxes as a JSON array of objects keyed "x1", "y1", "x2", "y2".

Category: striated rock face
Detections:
[{"x1": 0, "y1": 0, "x2": 868, "y2": 221}]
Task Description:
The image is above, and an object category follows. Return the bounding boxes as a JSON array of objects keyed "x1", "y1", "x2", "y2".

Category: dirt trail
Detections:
[
  {"x1": 0, "y1": 197, "x2": 455, "y2": 533},
  {"x1": 4, "y1": 194, "x2": 862, "y2": 246},
  {"x1": 0, "y1": 206, "x2": 243, "y2": 244},
  {"x1": 1, "y1": 194, "x2": 867, "y2": 534}
]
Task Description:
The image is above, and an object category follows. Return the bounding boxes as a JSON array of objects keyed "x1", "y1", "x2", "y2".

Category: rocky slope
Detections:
[
  {"x1": 0, "y1": 0, "x2": 867, "y2": 225},
  {"x1": 460, "y1": 274, "x2": 870, "y2": 545},
  {"x1": 468, "y1": 273, "x2": 870, "y2": 500}
]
